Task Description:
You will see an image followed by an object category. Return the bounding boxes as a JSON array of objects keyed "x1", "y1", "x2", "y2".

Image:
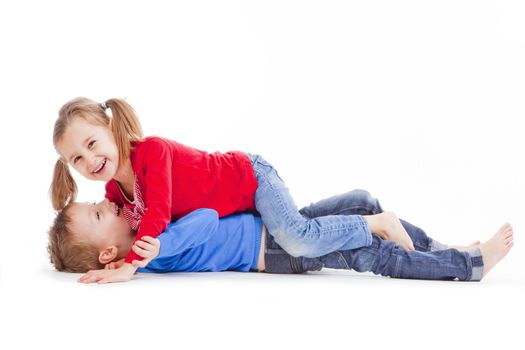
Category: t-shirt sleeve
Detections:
[{"x1": 124, "y1": 139, "x2": 173, "y2": 263}]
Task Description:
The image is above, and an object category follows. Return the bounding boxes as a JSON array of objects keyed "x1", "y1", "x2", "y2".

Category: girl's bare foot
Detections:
[
  {"x1": 449, "y1": 240, "x2": 481, "y2": 252},
  {"x1": 364, "y1": 212, "x2": 415, "y2": 251},
  {"x1": 479, "y1": 223, "x2": 514, "y2": 278}
]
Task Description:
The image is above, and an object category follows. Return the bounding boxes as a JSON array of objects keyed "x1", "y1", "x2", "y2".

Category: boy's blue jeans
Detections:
[
  {"x1": 263, "y1": 189, "x2": 484, "y2": 281},
  {"x1": 248, "y1": 153, "x2": 373, "y2": 258}
]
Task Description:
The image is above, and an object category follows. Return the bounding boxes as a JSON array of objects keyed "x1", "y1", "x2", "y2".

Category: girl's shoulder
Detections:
[
  {"x1": 135, "y1": 136, "x2": 204, "y2": 156},
  {"x1": 133, "y1": 136, "x2": 175, "y2": 153},
  {"x1": 137, "y1": 135, "x2": 173, "y2": 147}
]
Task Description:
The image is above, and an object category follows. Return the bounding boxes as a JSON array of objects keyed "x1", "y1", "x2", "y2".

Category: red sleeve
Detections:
[
  {"x1": 104, "y1": 180, "x2": 121, "y2": 204},
  {"x1": 124, "y1": 139, "x2": 173, "y2": 263}
]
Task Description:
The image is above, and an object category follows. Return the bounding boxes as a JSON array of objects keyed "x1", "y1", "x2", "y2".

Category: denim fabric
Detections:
[
  {"x1": 248, "y1": 153, "x2": 372, "y2": 258},
  {"x1": 263, "y1": 189, "x2": 484, "y2": 281}
]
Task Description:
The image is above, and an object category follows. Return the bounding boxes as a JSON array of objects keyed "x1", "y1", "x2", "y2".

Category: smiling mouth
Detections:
[{"x1": 93, "y1": 159, "x2": 106, "y2": 174}]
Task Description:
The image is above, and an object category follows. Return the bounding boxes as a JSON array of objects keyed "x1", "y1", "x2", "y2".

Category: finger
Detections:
[
  {"x1": 79, "y1": 268, "x2": 114, "y2": 282},
  {"x1": 132, "y1": 260, "x2": 147, "y2": 268},
  {"x1": 132, "y1": 244, "x2": 149, "y2": 257},
  {"x1": 79, "y1": 273, "x2": 103, "y2": 284},
  {"x1": 134, "y1": 240, "x2": 152, "y2": 250},
  {"x1": 79, "y1": 271, "x2": 96, "y2": 282},
  {"x1": 141, "y1": 236, "x2": 157, "y2": 243}
]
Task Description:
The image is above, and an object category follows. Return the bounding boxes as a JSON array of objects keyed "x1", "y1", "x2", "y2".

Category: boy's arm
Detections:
[
  {"x1": 79, "y1": 209, "x2": 219, "y2": 282},
  {"x1": 150, "y1": 208, "x2": 219, "y2": 261}
]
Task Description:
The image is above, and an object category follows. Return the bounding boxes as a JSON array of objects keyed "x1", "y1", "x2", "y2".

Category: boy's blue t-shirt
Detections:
[{"x1": 138, "y1": 208, "x2": 263, "y2": 273}]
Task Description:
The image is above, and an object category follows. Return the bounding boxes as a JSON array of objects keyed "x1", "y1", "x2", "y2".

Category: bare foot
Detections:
[
  {"x1": 364, "y1": 212, "x2": 415, "y2": 251},
  {"x1": 449, "y1": 240, "x2": 481, "y2": 252},
  {"x1": 479, "y1": 223, "x2": 514, "y2": 278}
]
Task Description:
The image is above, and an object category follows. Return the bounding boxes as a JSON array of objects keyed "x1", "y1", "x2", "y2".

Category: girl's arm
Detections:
[{"x1": 124, "y1": 138, "x2": 174, "y2": 264}]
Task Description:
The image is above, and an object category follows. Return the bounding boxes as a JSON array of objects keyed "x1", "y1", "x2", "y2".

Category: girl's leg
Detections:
[
  {"x1": 249, "y1": 154, "x2": 373, "y2": 258},
  {"x1": 320, "y1": 235, "x2": 484, "y2": 281}
]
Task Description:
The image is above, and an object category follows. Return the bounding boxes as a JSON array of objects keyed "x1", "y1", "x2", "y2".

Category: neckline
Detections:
[{"x1": 115, "y1": 181, "x2": 135, "y2": 204}]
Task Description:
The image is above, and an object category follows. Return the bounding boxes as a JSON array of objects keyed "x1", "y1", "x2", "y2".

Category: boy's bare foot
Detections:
[
  {"x1": 479, "y1": 223, "x2": 514, "y2": 278},
  {"x1": 449, "y1": 240, "x2": 481, "y2": 252},
  {"x1": 364, "y1": 212, "x2": 415, "y2": 251}
]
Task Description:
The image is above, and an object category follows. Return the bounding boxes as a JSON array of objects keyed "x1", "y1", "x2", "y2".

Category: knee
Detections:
[{"x1": 349, "y1": 189, "x2": 383, "y2": 215}]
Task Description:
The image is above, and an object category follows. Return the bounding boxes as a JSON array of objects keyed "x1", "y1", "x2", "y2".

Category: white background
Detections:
[{"x1": 0, "y1": 1, "x2": 524, "y2": 349}]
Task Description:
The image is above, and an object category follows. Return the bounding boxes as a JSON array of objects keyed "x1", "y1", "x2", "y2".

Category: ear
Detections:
[{"x1": 98, "y1": 246, "x2": 119, "y2": 264}]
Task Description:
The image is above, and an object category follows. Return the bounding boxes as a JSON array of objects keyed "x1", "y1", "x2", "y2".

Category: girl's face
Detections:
[{"x1": 56, "y1": 117, "x2": 119, "y2": 182}]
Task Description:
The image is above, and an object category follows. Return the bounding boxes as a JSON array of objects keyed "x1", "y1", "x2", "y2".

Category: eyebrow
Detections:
[{"x1": 68, "y1": 136, "x2": 94, "y2": 163}]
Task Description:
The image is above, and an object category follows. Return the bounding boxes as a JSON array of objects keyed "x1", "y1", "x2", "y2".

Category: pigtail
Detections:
[
  {"x1": 105, "y1": 98, "x2": 144, "y2": 167},
  {"x1": 50, "y1": 159, "x2": 77, "y2": 211}
]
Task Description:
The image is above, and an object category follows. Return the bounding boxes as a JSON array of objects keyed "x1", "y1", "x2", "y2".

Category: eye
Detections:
[
  {"x1": 96, "y1": 211, "x2": 100, "y2": 220},
  {"x1": 73, "y1": 156, "x2": 81, "y2": 164},
  {"x1": 88, "y1": 140, "x2": 96, "y2": 149}
]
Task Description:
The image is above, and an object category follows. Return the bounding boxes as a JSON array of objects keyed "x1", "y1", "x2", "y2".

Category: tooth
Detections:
[{"x1": 94, "y1": 159, "x2": 105, "y2": 173}]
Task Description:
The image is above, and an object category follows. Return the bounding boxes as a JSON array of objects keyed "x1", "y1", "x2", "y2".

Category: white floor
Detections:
[{"x1": 1, "y1": 254, "x2": 523, "y2": 350}]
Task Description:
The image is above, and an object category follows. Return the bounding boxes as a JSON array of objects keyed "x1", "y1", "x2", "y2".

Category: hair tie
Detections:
[{"x1": 99, "y1": 101, "x2": 108, "y2": 110}]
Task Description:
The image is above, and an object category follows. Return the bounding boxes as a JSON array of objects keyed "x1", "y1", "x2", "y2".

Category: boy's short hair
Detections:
[{"x1": 47, "y1": 203, "x2": 104, "y2": 273}]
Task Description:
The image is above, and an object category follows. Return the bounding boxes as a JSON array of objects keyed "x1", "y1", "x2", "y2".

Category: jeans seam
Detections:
[
  {"x1": 336, "y1": 251, "x2": 350, "y2": 269},
  {"x1": 328, "y1": 206, "x2": 376, "y2": 216},
  {"x1": 393, "y1": 255, "x2": 401, "y2": 278}
]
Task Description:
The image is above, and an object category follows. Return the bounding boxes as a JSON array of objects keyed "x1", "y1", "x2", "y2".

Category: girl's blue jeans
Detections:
[
  {"x1": 248, "y1": 154, "x2": 483, "y2": 281},
  {"x1": 248, "y1": 153, "x2": 373, "y2": 258}
]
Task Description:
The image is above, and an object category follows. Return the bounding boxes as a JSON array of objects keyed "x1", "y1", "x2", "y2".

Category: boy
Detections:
[{"x1": 48, "y1": 190, "x2": 514, "y2": 283}]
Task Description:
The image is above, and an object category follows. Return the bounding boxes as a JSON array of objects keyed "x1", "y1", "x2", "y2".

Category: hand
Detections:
[
  {"x1": 79, "y1": 263, "x2": 137, "y2": 284},
  {"x1": 105, "y1": 258, "x2": 125, "y2": 270},
  {"x1": 131, "y1": 236, "x2": 160, "y2": 269}
]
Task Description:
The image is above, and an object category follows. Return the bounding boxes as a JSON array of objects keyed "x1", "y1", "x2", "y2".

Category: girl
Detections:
[{"x1": 51, "y1": 97, "x2": 415, "y2": 281}]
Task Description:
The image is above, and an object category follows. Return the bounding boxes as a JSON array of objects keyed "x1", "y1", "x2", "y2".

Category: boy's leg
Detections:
[
  {"x1": 298, "y1": 189, "x2": 383, "y2": 217},
  {"x1": 248, "y1": 154, "x2": 373, "y2": 258},
  {"x1": 322, "y1": 236, "x2": 484, "y2": 281},
  {"x1": 264, "y1": 232, "x2": 483, "y2": 281},
  {"x1": 297, "y1": 189, "x2": 437, "y2": 252}
]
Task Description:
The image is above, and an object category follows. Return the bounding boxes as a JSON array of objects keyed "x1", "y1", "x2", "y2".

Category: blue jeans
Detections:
[
  {"x1": 248, "y1": 153, "x2": 372, "y2": 258},
  {"x1": 263, "y1": 190, "x2": 484, "y2": 281}
]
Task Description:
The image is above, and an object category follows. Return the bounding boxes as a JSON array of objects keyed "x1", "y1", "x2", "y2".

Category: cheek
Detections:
[
  {"x1": 114, "y1": 217, "x2": 131, "y2": 234},
  {"x1": 73, "y1": 164, "x2": 93, "y2": 178}
]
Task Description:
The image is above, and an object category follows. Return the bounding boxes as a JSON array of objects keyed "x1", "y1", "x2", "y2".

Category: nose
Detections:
[
  {"x1": 102, "y1": 199, "x2": 118, "y2": 215},
  {"x1": 88, "y1": 154, "x2": 99, "y2": 171},
  {"x1": 98, "y1": 199, "x2": 109, "y2": 210}
]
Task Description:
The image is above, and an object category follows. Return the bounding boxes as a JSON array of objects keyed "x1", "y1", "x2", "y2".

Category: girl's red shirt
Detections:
[{"x1": 105, "y1": 136, "x2": 258, "y2": 263}]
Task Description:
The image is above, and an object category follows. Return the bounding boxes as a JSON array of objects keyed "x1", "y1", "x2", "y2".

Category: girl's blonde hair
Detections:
[
  {"x1": 50, "y1": 97, "x2": 144, "y2": 211},
  {"x1": 47, "y1": 203, "x2": 105, "y2": 273}
]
